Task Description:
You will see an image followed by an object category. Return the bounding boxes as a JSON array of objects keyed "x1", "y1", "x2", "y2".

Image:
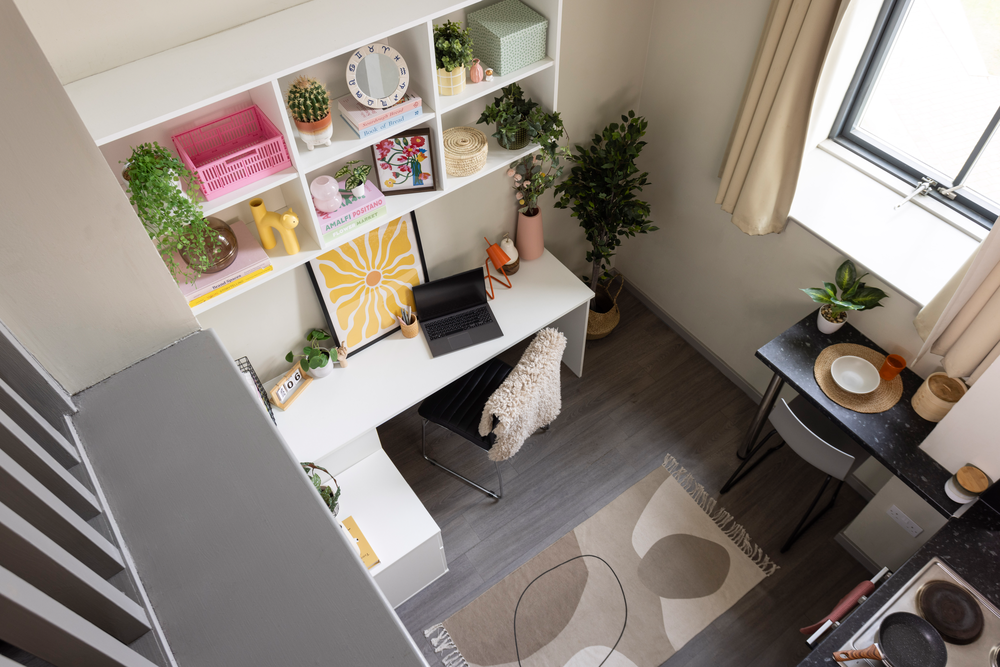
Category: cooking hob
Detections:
[{"x1": 840, "y1": 558, "x2": 1000, "y2": 666}]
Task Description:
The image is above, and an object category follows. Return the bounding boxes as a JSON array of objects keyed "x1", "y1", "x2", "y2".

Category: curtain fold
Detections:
[
  {"x1": 913, "y1": 223, "x2": 1000, "y2": 384},
  {"x1": 716, "y1": 0, "x2": 843, "y2": 236}
]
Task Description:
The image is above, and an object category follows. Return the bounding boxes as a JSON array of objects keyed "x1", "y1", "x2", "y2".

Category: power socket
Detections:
[{"x1": 887, "y1": 504, "x2": 923, "y2": 538}]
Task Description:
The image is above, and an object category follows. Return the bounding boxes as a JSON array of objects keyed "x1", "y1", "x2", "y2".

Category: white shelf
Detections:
[
  {"x1": 294, "y1": 110, "x2": 437, "y2": 175},
  {"x1": 446, "y1": 138, "x2": 539, "y2": 190},
  {"x1": 437, "y1": 58, "x2": 555, "y2": 115},
  {"x1": 201, "y1": 168, "x2": 299, "y2": 217}
]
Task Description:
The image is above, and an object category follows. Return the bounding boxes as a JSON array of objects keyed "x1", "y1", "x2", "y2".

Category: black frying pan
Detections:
[{"x1": 832, "y1": 611, "x2": 947, "y2": 667}]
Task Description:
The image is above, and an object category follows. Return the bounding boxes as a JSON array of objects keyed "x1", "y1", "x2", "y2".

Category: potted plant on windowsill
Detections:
[
  {"x1": 336, "y1": 160, "x2": 372, "y2": 198},
  {"x1": 477, "y1": 83, "x2": 560, "y2": 151},
  {"x1": 555, "y1": 111, "x2": 656, "y2": 339},
  {"x1": 287, "y1": 76, "x2": 332, "y2": 151},
  {"x1": 802, "y1": 260, "x2": 888, "y2": 333},
  {"x1": 434, "y1": 20, "x2": 474, "y2": 96},
  {"x1": 286, "y1": 329, "x2": 336, "y2": 378},
  {"x1": 121, "y1": 142, "x2": 218, "y2": 284}
]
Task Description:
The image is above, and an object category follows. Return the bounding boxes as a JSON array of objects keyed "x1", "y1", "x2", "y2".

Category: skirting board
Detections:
[{"x1": 617, "y1": 272, "x2": 761, "y2": 403}]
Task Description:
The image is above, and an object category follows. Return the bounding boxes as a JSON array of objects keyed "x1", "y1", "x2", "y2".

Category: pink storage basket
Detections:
[{"x1": 171, "y1": 105, "x2": 291, "y2": 201}]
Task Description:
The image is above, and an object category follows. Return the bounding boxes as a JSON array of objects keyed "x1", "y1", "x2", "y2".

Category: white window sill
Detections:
[{"x1": 788, "y1": 141, "x2": 983, "y2": 307}]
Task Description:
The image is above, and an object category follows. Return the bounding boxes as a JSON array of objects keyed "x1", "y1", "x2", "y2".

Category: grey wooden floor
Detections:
[{"x1": 380, "y1": 288, "x2": 869, "y2": 666}]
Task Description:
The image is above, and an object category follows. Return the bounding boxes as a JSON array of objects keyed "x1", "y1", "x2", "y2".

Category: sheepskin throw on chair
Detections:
[{"x1": 479, "y1": 328, "x2": 567, "y2": 461}]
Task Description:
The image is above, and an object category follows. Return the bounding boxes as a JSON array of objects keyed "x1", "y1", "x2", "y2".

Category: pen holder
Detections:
[{"x1": 398, "y1": 315, "x2": 419, "y2": 338}]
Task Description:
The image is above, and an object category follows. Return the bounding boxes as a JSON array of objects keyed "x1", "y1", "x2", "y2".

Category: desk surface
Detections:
[
  {"x1": 272, "y1": 250, "x2": 593, "y2": 463},
  {"x1": 758, "y1": 311, "x2": 961, "y2": 516}
]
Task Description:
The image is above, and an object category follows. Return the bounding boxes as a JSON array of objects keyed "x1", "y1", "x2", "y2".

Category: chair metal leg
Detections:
[
  {"x1": 780, "y1": 477, "x2": 845, "y2": 553},
  {"x1": 421, "y1": 419, "x2": 503, "y2": 500},
  {"x1": 720, "y1": 430, "x2": 784, "y2": 494}
]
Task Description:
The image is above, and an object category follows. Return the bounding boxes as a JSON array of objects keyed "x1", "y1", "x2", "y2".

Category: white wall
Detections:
[
  {"x1": 200, "y1": 0, "x2": 655, "y2": 382},
  {"x1": 13, "y1": 0, "x2": 307, "y2": 84},
  {"x1": 616, "y1": 0, "x2": 937, "y2": 396},
  {"x1": 0, "y1": 0, "x2": 199, "y2": 395}
]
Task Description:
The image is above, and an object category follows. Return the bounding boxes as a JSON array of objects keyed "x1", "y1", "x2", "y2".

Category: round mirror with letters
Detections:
[{"x1": 346, "y1": 44, "x2": 410, "y2": 109}]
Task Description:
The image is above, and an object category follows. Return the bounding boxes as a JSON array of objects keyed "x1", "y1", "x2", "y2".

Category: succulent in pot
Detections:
[
  {"x1": 433, "y1": 20, "x2": 474, "y2": 96},
  {"x1": 802, "y1": 260, "x2": 889, "y2": 333},
  {"x1": 286, "y1": 329, "x2": 337, "y2": 378},
  {"x1": 287, "y1": 76, "x2": 332, "y2": 151}
]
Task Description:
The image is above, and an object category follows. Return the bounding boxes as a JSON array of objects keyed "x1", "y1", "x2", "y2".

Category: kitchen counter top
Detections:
[
  {"x1": 757, "y1": 311, "x2": 962, "y2": 516},
  {"x1": 798, "y1": 501, "x2": 1000, "y2": 666}
]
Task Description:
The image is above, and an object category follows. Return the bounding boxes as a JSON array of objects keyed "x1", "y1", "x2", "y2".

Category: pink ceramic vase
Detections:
[
  {"x1": 470, "y1": 59, "x2": 484, "y2": 83},
  {"x1": 516, "y1": 209, "x2": 544, "y2": 261}
]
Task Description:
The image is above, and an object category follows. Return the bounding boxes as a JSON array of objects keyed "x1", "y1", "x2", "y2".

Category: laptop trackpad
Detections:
[{"x1": 447, "y1": 332, "x2": 473, "y2": 350}]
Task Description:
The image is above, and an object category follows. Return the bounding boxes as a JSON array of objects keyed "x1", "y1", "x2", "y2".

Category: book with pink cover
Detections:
[
  {"x1": 336, "y1": 92, "x2": 422, "y2": 130},
  {"x1": 177, "y1": 220, "x2": 272, "y2": 303},
  {"x1": 314, "y1": 179, "x2": 387, "y2": 243}
]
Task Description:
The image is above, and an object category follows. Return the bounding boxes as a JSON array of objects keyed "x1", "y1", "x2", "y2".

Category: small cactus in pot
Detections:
[{"x1": 287, "y1": 76, "x2": 332, "y2": 151}]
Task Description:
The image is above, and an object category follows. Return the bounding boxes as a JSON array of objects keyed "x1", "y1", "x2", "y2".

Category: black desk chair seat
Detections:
[{"x1": 418, "y1": 357, "x2": 513, "y2": 499}]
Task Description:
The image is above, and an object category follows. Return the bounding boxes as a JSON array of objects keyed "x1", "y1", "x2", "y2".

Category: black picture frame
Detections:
[{"x1": 371, "y1": 127, "x2": 436, "y2": 195}]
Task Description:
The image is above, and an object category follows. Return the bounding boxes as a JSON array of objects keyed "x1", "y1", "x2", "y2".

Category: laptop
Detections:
[{"x1": 411, "y1": 267, "x2": 504, "y2": 357}]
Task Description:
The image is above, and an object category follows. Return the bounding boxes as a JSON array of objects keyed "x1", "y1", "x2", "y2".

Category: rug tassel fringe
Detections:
[
  {"x1": 662, "y1": 454, "x2": 779, "y2": 577},
  {"x1": 423, "y1": 624, "x2": 470, "y2": 667}
]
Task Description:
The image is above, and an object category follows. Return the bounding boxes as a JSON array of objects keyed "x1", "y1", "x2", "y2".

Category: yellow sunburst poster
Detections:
[{"x1": 308, "y1": 212, "x2": 428, "y2": 354}]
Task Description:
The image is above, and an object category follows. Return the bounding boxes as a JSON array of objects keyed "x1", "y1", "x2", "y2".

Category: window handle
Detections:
[{"x1": 894, "y1": 177, "x2": 937, "y2": 209}]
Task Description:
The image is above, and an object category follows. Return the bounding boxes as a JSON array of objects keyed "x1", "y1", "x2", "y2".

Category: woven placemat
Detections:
[{"x1": 814, "y1": 343, "x2": 903, "y2": 413}]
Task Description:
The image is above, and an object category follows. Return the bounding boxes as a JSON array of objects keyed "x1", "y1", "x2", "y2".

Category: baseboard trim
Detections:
[{"x1": 616, "y1": 273, "x2": 761, "y2": 403}]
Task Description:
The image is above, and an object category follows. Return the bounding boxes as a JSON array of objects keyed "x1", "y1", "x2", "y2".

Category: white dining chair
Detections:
[{"x1": 721, "y1": 395, "x2": 865, "y2": 552}]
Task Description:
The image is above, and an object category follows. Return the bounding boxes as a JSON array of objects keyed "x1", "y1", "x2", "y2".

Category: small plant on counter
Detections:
[
  {"x1": 802, "y1": 260, "x2": 888, "y2": 328},
  {"x1": 286, "y1": 329, "x2": 336, "y2": 375},
  {"x1": 433, "y1": 20, "x2": 474, "y2": 72},
  {"x1": 121, "y1": 142, "x2": 213, "y2": 284},
  {"x1": 335, "y1": 160, "x2": 372, "y2": 192},
  {"x1": 477, "y1": 83, "x2": 565, "y2": 151},
  {"x1": 301, "y1": 462, "x2": 341, "y2": 515}
]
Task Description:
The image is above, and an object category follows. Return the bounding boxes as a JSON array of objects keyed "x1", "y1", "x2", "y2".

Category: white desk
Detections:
[{"x1": 268, "y1": 250, "x2": 593, "y2": 606}]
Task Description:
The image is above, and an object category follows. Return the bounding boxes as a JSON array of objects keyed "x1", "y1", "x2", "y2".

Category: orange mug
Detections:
[{"x1": 880, "y1": 354, "x2": 906, "y2": 381}]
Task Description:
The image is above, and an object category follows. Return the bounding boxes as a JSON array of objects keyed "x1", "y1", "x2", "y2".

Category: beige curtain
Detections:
[
  {"x1": 717, "y1": 0, "x2": 843, "y2": 235},
  {"x1": 913, "y1": 223, "x2": 1000, "y2": 384}
]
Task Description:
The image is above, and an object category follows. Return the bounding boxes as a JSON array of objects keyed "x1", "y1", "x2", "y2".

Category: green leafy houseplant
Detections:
[
  {"x1": 286, "y1": 76, "x2": 330, "y2": 123},
  {"x1": 121, "y1": 142, "x2": 213, "y2": 284},
  {"x1": 300, "y1": 462, "x2": 341, "y2": 515},
  {"x1": 433, "y1": 20, "x2": 474, "y2": 71},
  {"x1": 285, "y1": 329, "x2": 336, "y2": 373},
  {"x1": 554, "y1": 111, "x2": 657, "y2": 294},
  {"x1": 508, "y1": 146, "x2": 570, "y2": 215},
  {"x1": 335, "y1": 160, "x2": 372, "y2": 191},
  {"x1": 802, "y1": 260, "x2": 889, "y2": 323},
  {"x1": 477, "y1": 83, "x2": 563, "y2": 150}
]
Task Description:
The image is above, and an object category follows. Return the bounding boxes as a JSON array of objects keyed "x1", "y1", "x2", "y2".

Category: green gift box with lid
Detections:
[{"x1": 468, "y1": 0, "x2": 548, "y2": 77}]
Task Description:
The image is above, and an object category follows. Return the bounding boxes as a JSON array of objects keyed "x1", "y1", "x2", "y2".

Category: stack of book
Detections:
[
  {"x1": 336, "y1": 92, "x2": 422, "y2": 139},
  {"x1": 313, "y1": 178, "x2": 387, "y2": 244},
  {"x1": 177, "y1": 221, "x2": 273, "y2": 308}
]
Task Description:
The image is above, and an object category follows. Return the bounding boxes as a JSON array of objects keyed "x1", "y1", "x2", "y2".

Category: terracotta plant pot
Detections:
[
  {"x1": 817, "y1": 304, "x2": 847, "y2": 334},
  {"x1": 515, "y1": 209, "x2": 544, "y2": 261},
  {"x1": 295, "y1": 115, "x2": 333, "y2": 151}
]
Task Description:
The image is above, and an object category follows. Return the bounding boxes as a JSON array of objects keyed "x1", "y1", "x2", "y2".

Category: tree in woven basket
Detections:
[{"x1": 554, "y1": 111, "x2": 657, "y2": 297}]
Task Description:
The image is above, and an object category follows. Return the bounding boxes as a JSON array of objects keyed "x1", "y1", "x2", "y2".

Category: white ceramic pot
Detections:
[
  {"x1": 295, "y1": 116, "x2": 333, "y2": 151},
  {"x1": 351, "y1": 183, "x2": 366, "y2": 199},
  {"x1": 306, "y1": 351, "x2": 334, "y2": 379},
  {"x1": 817, "y1": 306, "x2": 846, "y2": 334}
]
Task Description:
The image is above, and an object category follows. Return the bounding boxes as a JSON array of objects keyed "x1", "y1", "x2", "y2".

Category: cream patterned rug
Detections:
[{"x1": 424, "y1": 455, "x2": 777, "y2": 667}]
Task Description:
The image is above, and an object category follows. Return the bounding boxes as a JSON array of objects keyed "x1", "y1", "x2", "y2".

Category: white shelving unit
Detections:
[{"x1": 65, "y1": 0, "x2": 564, "y2": 608}]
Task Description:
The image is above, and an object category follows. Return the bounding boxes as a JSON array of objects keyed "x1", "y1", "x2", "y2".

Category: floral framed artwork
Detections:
[
  {"x1": 372, "y1": 128, "x2": 435, "y2": 195},
  {"x1": 306, "y1": 212, "x2": 429, "y2": 355}
]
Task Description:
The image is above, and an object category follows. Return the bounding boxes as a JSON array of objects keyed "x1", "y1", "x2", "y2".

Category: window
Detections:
[{"x1": 833, "y1": 0, "x2": 1000, "y2": 228}]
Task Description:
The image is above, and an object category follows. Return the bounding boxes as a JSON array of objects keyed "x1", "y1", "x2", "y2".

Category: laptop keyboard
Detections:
[{"x1": 424, "y1": 307, "x2": 494, "y2": 340}]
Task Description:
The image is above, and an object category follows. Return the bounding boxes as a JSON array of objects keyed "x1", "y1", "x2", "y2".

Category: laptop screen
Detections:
[{"x1": 412, "y1": 267, "x2": 487, "y2": 320}]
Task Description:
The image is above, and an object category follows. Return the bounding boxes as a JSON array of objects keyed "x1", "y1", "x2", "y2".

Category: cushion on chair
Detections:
[{"x1": 418, "y1": 357, "x2": 513, "y2": 450}]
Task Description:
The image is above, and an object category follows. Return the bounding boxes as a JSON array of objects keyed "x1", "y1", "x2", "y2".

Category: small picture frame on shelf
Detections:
[
  {"x1": 372, "y1": 128, "x2": 435, "y2": 195},
  {"x1": 306, "y1": 211, "x2": 429, "y2": 355}
]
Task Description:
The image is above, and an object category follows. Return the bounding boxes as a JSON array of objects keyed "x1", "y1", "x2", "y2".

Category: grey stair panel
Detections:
[{"x1": 0, "y1": 377, "x2": 78, "y2": 468}]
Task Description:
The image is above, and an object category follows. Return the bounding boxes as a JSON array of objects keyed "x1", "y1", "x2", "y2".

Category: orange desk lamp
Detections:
[{"x1": 484, "y1": 237, "x2": 513, "y2": 299}]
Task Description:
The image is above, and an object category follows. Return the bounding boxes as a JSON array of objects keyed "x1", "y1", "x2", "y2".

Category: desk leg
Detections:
[
  {"x1": 552, "y1": 302, "x2": 588, "y2": 377},
  {"x1": 737, "y1": 372, "x2": 784, "y2": 460}
]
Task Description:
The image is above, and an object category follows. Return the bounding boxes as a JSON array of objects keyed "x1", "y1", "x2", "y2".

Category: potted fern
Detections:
[
  {"x1": 477, "y1": 83, "x2": 561, "y2": 151},
  {"x1": 287, "y1": 76, "x2": 332, "y2": 151},
  {"x1": 121, "y1": 142, "x2": 217, "y2": 284},
  {"x1": 434, "y1": 20, "x2": 474, "y2": 96},
  {"x1": 554, "y1": 111, "x2": 656, "y2": 338},
  {"x1": 802, "y1": 260, "x2": 888, "y2": 333},
  {"x1": 336, "y1": 160, "x2": 372, "y2": 198}
]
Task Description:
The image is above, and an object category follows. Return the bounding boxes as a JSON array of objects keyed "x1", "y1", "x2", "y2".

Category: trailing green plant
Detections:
[
  {"x1": 433, "y1": 20, "x2": 474, "y2": 71},
  {"x1": 335, "y1": 160, "x2": 372, "y2": 191},
  {"x1": 477, "y1": 83, "x2": 565, "y2": 150},
  {"x1": 286, "y1": 76, "x2": 330, "y2": 123},
  {"x1": 285, "y1": 329, "x2": 336, "y2": 373},
  {"x1": 300, "y1": 462, "x2": 341, "y2": 514},
  {"x1": 121, "y1": 142, "x2": 213, "y2": 284},
  {"x1": 554, "y1": 111, "x2": 656, "y2": 293},
  {"x1": 802, "y1": 260, "x2": 888, "y2": 320}
]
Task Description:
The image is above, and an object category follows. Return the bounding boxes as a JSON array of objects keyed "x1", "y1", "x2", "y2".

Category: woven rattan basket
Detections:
[
  {"x1": 443, "y1": 127, "x2": 488, "y2": 177},
  {"x1": 587, "y1": 274, "x2": 624, "y2": 340}
]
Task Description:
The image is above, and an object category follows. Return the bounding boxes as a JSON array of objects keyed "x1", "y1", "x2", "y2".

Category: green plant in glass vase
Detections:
[
  {"x1": 802, "y1": 260, "x2": 888, "y2": 330},
  {"x1": 478, "y1": 83, "x2": 562, "y2": 151},
  {"x1": 121, "y1": 142, "x2": 214, "y2": 284}
]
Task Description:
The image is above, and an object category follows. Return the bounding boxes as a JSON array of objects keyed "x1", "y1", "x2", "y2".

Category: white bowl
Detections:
[{"x1": 831, "y1": 356, "x2": 880, "y2": 394}]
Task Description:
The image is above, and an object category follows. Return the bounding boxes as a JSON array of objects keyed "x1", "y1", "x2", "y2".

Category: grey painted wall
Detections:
[{"x1": 73, "y1": 330, "x2": 425, "y2": 667}]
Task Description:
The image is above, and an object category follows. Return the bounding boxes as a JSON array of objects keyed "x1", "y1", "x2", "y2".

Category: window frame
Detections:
[{"x1": 830, "y1": 0, "x2": 1000, "y2": 229}]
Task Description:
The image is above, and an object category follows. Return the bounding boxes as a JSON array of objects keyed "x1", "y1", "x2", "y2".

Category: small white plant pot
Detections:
[
  {"x1": 305, "y1": 354, "x2": 334, "y2": 379},
  {"x1": 295, "y1": 116, "x2": 333, "y2": 151},
  {"x1": 350, "y1": 183, "x2": 366, "y2": 199},
  {"x1": 817, "y1": 306, "x2": 847, "y2": 334}
]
